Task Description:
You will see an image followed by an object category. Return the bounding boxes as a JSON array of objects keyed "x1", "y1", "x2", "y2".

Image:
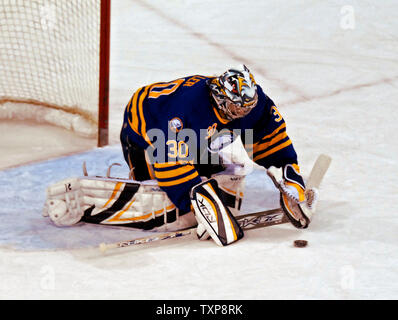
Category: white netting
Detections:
[{"x1": 0, "y1": 0, "x2": 101, "y2": 137}]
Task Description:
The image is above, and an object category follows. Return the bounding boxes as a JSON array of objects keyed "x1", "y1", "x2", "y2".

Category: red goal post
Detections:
[
  {"x1": 98, "y1": 0, "x2": 110, "y2": 147},
  {"x1": 0, "y1": 0, "x2": 110, "y2": 147}
]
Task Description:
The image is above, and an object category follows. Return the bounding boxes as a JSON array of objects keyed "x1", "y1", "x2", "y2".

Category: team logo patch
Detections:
[{"x1": 169, "y1": 117, "x2": 183, "y2": 133}]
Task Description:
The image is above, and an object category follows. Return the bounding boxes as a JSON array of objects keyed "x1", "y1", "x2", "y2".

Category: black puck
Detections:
[{"x1": 294, "y1": 240, "x2": 308, "y2": 247}]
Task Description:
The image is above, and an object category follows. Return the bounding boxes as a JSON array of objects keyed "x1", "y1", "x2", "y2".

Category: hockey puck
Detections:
[{"x1": 294, "y1": 240, "x2": 308, "y2": 248}]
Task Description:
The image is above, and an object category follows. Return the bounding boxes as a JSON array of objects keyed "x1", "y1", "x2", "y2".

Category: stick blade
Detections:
[{"x1": 306, "y1": 154, "x2": 332, "y2": 189}]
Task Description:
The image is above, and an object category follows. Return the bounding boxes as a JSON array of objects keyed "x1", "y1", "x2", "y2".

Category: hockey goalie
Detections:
[{"x1": 43, "y1": 65, "x2": 317, "y2": 246}]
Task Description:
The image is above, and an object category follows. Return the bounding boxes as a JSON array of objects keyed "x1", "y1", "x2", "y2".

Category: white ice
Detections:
[{"x1": 0, "y1": 0, "x2": 397, "y2": 299}]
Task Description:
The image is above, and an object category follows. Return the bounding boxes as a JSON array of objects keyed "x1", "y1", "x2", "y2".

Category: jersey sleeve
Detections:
[
  {"x1": 153, "y1": 162, "x2": 202, "y2": 214},
  {"x1": 244, "y1": 96, "x2": 298, "y2": 169}
]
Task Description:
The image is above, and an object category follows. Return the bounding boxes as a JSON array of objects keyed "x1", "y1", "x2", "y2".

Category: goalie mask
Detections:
[{"x1": 208, "y1": 64, "x2": 258, "y2": 121}]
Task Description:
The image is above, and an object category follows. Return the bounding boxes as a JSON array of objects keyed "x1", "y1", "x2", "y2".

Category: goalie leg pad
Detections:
[
  {"x1": 44, "y1": 177, "x2": 181, "y2": 230},
  {"x1": 196, "y1": 167, "x2": 246, "y2": 241},
  {"x1": 43, "y1": 178, "x2": 85, "y2": 227},
  {"x1": 190, "y1": 178, "x2": 244, "y2": 246}
]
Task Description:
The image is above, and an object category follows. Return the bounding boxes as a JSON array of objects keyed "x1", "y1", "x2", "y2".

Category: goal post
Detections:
[
  {"x1": 98, "y1": 0, "x2": 110, "y2": 147},
  {"x1": 0, "y1": 0, "x2": 110, "y2": 147}
]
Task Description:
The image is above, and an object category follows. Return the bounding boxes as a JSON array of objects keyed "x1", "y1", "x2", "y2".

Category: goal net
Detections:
[{"x1": 0, "y1": 0, "x2": 110, "y2": 146}]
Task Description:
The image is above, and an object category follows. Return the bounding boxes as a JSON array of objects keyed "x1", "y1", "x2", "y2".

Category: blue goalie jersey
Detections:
[{"x1": 120, "y1": 75, "x2": 298, "y2": 214}]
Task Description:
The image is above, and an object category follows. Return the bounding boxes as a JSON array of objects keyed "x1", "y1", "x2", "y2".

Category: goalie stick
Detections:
[
  {"x1": 99, "y1": 208, "x2": 287, "y2": 252},
  {"x1": 99, "y1": 154, "x2": 331, "y2": 252}
]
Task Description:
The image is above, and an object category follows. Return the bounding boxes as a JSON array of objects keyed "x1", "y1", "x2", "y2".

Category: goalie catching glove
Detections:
[{"x1": 267, "y1": 164, "x2": 318, "y2": 229}]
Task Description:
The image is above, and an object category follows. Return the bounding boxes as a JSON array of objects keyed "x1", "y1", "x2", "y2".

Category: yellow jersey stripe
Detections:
[
  {"x1": 250, "y1": 131, "x2": 288, "y2": 155},
  {"x1": 148, "y1": 79, "x2": 185, "y2": 98},
  {"x1": 126, "y1": 95, "x2": 134, "y2": 113},
  {"x1": 253, "y1": 139, "x2": 292, "y2": 162},
  {"x1": 127, "y1": 88, "x2": 142, "y2": 135},
  {"x1": 154, "y1": 162, "x2": 186, "y2": 169},
  {"x1": 157, "y1": 171, "x2": 199, "y2": 187},
  {"x1": 262, "y1": 122, "x2": 286, "y2": 141},
  {"x1": 138, "y1": 85, "x2": 152, "y2": 144},
  {"x1": 246, "y1": 122, "x2": 287, "y2": 151},
  {"x1": 154, "y1": 165, "x2": 195, "y2": 179}
]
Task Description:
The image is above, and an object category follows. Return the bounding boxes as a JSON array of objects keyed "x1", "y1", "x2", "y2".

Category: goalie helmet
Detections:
[{"x1": 208, "y1": 64, "x2": 258, "y2": 121}]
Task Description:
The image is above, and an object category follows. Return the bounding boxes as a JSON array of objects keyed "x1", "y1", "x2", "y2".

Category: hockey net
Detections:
[{"x1": 0, "y1": 0, "x2": 110, "y2": 145}]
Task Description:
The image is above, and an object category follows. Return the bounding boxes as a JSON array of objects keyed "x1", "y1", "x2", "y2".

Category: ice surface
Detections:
[{"x1": 0, "y1": 0, "x2": 397, "y2": 299}]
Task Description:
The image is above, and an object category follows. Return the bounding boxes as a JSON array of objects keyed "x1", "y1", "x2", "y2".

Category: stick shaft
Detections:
[{"x1": 99, "y1": 208, "x2": 286, "y2": 252}]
